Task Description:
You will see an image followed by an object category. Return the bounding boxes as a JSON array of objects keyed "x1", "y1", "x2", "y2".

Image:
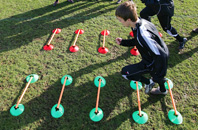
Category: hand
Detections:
[{"x1": 116, "y1": 37, "x2": 122, "y2": 45}]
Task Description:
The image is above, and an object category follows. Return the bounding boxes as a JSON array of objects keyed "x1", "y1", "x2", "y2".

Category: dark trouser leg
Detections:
[
  {"x1": 121, "y1": 61, "x2": 150, "y2": 84},
  {"x1": 140, "y1": 6, "x2": 159, "y2": 22},
  {"x1": 140, "y1": 6, "x2": 157, "y2": 22},
  {"x1": 156, "y1": 78, "x2": 166, "y2": 92},
  {"x1": 158, "y1": 15, "x2": 184, "y2": 42},
  {"x1": 151, "y1": 55, "x2": 168, "y2": 92}
]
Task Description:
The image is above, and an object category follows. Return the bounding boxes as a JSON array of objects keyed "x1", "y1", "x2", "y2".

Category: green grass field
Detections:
[{"x1": 0, "y1": 0, "x2": 198, "y2": 129}]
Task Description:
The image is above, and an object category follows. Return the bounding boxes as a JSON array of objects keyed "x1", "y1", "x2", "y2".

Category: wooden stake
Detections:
[
  {"x1": 136, "y1": 81, "x2": 142, "y2": 116},
  {"x1": 102, "y1": 30, "x2": 106, "y2": 48},
  {"x1": 167, "y1": 80, "x2": 178, "y2": 115},
  {"x1": 15, "y1": 76, "x2": 33, "y2": 108},
  {"x1": 57, "y1": 77, "x2": 67, "y2": 109},
  {"x1": 47, "y1": 29, "x2": 57, "y2": 45},
  {"x1": 95, "y1": 78, "x2": 101, "y2": 113},
  {"x1": 73, "y1": 30, "x2": 80, "y2": 46}
]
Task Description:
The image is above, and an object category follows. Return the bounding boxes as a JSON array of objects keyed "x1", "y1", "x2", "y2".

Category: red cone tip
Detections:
[
  {"x1": 52, "y1": 28, "x2": 61, "y2": 34},
  {"x1": 130, "y1": 48, "x2": 139, "y2": 56},
  {"x1": 75, "y1": 29, "x2": 84, "y2": 34},
  {"x1": 69, "y1": 45, "x2": 79, "y2": 52},
  {"x1": 158, "y1": 32, "x2": 162, "y2": 37},
  {"x1": 43, "y1": 44, "x2": 54, "y2": 51},
  {"x1": 98, "y1": 47, "x2": 109, "y2": 54},
  {"x1": 130, "y1": 31, "x2": 134, "y2": 37},
  {"x1": 101, "y1": 30, "x2": 110, "y2": 36}
]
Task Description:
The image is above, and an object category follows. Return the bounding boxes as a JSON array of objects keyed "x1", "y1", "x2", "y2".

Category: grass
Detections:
[{"x1": 0, "y1": 0, "x2": 198, "y2": 129}]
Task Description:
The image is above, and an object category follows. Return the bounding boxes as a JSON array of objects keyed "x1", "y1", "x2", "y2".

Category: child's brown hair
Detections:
[{"x1": 115, "y1": 1, "x2": 138, "y2": 22}]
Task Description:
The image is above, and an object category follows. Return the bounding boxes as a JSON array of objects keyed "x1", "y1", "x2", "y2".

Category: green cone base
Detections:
[
  {"x1": 130, "y1": 81, "x2": 142, "y2": 90},
  {"x1": 94, "y1": 76, "x2": 106, "y2": 88},
  {"x1": 26, "y1": 74, "x2": 39, "y2": 83},
  {"x1": 168, "y1": 109, "x2": 183, "y2": 124},
  {"x1": 164, "y1": 78, "x2": 173, "y2": 89},
  {"x1": 89, "y1": 107, "x2": 104, "y2": 122},
  {"x1": 10, "y1": 104, "x2": 25, "y2": 116},
  {"x1": 61, "y1": 75, "x2": 73, "y2": 86},
  {"x1": 51, "y1": 104, "x2": 64, "y2": 118},
  {"x1": 132, "y1": 111, "x2": 148, "y2": 124}
]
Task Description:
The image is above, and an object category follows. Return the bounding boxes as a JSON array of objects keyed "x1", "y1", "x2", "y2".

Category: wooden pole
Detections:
[
  {"x1": 136, "y1": 81, "x2": 142, "y2": 116},
  {"x1": 95, "y1": 78, "x2": 102, "y2": 113},
  {"x1": 73, "y1": 30, "x2": 80, "y2": 46},
  {"x1": 47, "y1": 29, "x2": 57, "y2": 45},
  {"x1": 102, "y1": 30, "x2": 106, "y2": 48},
  {"x1": 167, "y1": 80, "x2": 178, "y2": 115},
  {"x1": 57, "y1": 77, "x2": 67, "y2": 109},
  {"x1": 15, "y1": 76, "x2": 33, "y2": 108}
]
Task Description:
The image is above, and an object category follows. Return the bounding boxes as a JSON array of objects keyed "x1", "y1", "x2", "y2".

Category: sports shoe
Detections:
[
  {"x1": 192, "y1": 28, "x2": 198, "y2": 33},
  {"x1": 179, "y1": 38, "x2": 187, "y2": 50},
  {"x1": 116, "y1": 0, "x2": 122, "y2": 4},
  {"x1": 150, "y1": 87, "x2": 168, "y2": 95},
  {"x1": 53, "y1": 1, "x2": 59, "y2": 6},
  {"x1": 145, "y1": 79, "x2": 155, "y2": 94},
  {"x1": 122, "y1": 75, "x2": 128, "y2": 80}
]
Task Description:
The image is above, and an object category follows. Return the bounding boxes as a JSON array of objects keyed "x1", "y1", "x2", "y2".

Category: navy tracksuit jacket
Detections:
[{"x1": 120, "y1": 18, "x2": 169, "y2": 83}]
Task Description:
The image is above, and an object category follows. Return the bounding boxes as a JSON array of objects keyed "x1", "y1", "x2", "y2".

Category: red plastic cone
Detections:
[
  {"x1": 52, "y1": 28, "x2": 61, "y2": 34},
  {"x1": 159, "y1": 32, "x2": 162, "y2": 37},
  {"x1": 101, "y1": 30, "x2": 110, "y2": 36},
  {"x1": 98, "y1": 47, "x2": 108, "y2": 54},
  {"x1": 130, "y1": 31, "x2": 134, "y2": 37},
  {"x1": 43, "y1": 44, "x2": 54, "y2": 51},
  {"x1": 75, "y1": 29, "x2": 84, "y2": 34},
  {"x1": 130, "y1": 47, "x2": 139, "y2": 56},
  {"x1": 69, "y1": 45, "x2": 79, "y2": 52}
]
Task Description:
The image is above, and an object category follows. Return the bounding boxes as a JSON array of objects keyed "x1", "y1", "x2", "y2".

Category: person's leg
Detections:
[
  {"x1": 121, "y1": 62, "x2": 155, "y2": 93},
  {"x1": 150, "y1": 78, "x2": 168, "y2": 95},
  {"x1": 53, "y1": 0, "x2": 59, "y2": 6},
  {"x1": 140, "y1": 6, "x2": 159, "y2": 22},
  {"x1": 158, "y1": 15, "x2": 187, "y2": 50},
  {"x1": 156, "y1": 78, "x2": 166, "y2": 92},
  {"x1": 121, "y1": 61, "x2": 149, "y2": 83},
  {"x1": 192, "y1": 28, "x2": 198, "y2": 33},
  {"x1": 150, "y1": 55, "x2": 168, "y2": 95}
]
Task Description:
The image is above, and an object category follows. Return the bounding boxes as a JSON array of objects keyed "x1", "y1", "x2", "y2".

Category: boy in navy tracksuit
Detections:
[
  {"x1": 115, "y1": 1, "x2": 169, "y2": 94},
  {"x1": 140, "y1": 0, "x2": 187, "y2": 51}
]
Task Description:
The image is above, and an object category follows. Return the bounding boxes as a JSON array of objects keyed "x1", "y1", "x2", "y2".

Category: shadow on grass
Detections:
[
  {"x1": 166, "y1": 31, "x2": 198, "y2": 68},
  {"x1": 1, "y1": 44, "x2": 183, "y2": 129},
  {"x1": 186, "y1": 31, "x2": 198, "y2": 41},
  {"x1": 153, "y1": 31, "x2": 198, "y2": 125},
  {"x1": 1, "y1": 48, "x2": 138, "y2": 129},
  {"x1": 1, "y1": 5, "x2": 197, "y2": 128},
  {"x1": 2, "y1": 33, "x2": 197, "y2": 129},
  {"x1": 0, "y1": 0, "x2": 117, "y2": 53},
  {"x1": 2, "y1": 32, "x2": 197, "y2": 129},
  {"x1": 10, "y1": 79, "x2": 28, "y2": 107}
]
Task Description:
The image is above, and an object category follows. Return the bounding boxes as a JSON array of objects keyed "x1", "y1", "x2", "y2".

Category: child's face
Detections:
[{"x1": 116, "y1": 16, "x2": 131, "y2": 27}]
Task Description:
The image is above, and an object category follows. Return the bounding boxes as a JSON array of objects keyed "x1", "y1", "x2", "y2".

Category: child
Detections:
[
  {"x1": 115, "y1": 1, "x2": 169, "y2": 95},
  {"x1": 140, "y1": 0, "x2": 187, "y2": 51}
]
